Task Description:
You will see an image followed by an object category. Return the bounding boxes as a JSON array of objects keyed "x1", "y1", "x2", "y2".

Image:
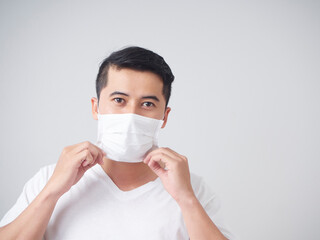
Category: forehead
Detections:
[{"x1": 104, "y1": 66, "x2": 165, "y2": 99}]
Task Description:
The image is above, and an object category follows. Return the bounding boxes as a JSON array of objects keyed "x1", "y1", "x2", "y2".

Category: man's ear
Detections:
[
  {"x1": 161, "y1": 107, "x2": 171, "y2": 128},
  {"x1": 91, "y1": 97, "x2": 99, "y2": 120}
]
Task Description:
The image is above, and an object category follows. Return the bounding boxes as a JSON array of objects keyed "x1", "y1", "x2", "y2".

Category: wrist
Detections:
[
  {"x1": 42, "y1": 182, "x2": 64, "y2": 202},
  {"x1": 176, "y1": 192, "x2": 199, "y2": 209}
]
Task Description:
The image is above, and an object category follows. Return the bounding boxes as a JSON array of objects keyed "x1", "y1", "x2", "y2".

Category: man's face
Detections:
[{"x1": 91, "y1": 66, "x2": 171, "y2": 128}]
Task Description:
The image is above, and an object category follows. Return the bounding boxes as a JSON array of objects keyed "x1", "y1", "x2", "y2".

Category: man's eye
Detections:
[
  {"x1": 142, "y1": 102, "x2": 154, "y2": 107},
  {"x1": 113, "y1": 98, "x2": 124, "y2": 104}
]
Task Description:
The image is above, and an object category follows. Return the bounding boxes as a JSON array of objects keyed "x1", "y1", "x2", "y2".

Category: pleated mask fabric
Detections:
[{"x1": 96, "y1": 113, "x2": 164, "y2": 163}]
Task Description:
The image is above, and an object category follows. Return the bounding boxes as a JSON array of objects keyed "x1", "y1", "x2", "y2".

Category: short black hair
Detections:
[{"x1": 96, "y1": 46, "x2": 174, "y2": 107}]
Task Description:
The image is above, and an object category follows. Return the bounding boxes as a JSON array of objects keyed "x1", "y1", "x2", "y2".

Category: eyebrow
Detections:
[
  {"x1": 141, "y1": 96, "x2": 160, "y2": 102},
  {"x1": 110, "y1": 91, "x2": 160, "y2": 102},
  {"x1": 109, "y1": 91, "x2": 129, "y2": 97}
]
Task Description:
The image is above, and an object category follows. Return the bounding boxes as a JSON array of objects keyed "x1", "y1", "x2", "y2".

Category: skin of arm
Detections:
[
  {"x1": 143, "y1": 147, "x2": 228, "y2": 240},
  {"x1": 0, "y1": 184, "x2": 60, "y2": 240},
  {"x1": 178, "y1": 194, "x2": 228, "y2": 240},
  {"x1": 0, "y1": 141, "x2": 105, "y2": 240}
]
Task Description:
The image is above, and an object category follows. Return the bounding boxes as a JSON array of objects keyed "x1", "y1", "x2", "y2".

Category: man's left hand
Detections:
[{"x1": 143, "y1": 147, "x2": 196, "y2": 204}]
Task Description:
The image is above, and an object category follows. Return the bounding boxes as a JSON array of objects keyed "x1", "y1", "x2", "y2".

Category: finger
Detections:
[
  {"x1": 81, "y1": 150, "x2": 94, "y2": 167},
  {"x1": 148, "y1": 159, "x2": 166, "y2": 177},
  {"x1": 160, "y1": 148, "x2": 184, "y2": 162},
  {"x1": 71, "y1": 141, "x2": 105, "y2": 157},
  {"x1": 145, "y1": 152, "x2": 176, "y2": 170},
  {"x1": 143, "y1": 148, "x2": 161, "y2": 164},
  {"x1": 144, "y1": 147, "x2": 179, "y2": 162},
  {"x1": 88, "y1": 144, "x2": 106, "y2": 165},
  {"x1": 89, "y1": 145, "x2": 105, "y2": 166},
  {"x1": 90, "y1": 143, "x2": 106, "y2": 157},
  {"x1": 91, "y1": 150, "x2": 105, "y2": 166},
  {"x1": 96, "y1": 151, "x2": 104, "y2": 165},
  {"x1": 75, "y1": 142, "x2": 105, "y2": 166},
  {"x1": 87, "y1": 148, "x2": 98, "y2": 165},
  {"x1": 161, "y1": 147, "x2": 184, "y2": 158},
  {"x1": 164, "y1": 148, "x2": 188, "y2": 161},
  {"x1": 70, "y1": 141, "x2": 91, "y2": 154},
  {"x1": 87, "y1": 144, "x2": 102, "y2": 163},
  {"x1": 82, "y1": 159, "x2": 100, "y2": 172},
  {"x1": 144, "y1": 148, "x2": 180, "y2": 164}
]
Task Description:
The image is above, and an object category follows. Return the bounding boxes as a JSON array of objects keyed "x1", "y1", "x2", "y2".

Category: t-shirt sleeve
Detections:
[
  {"x1": 191, "y1": 173, "x2": 237, "y2": 240},
  {"x1": 0, "y1": 164, "x2": 55, "y2": 227}
]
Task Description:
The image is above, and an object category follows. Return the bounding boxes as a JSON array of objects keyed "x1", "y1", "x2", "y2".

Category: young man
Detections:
[{"x1": 0, "y1": 46, "x2": 235, "y2": 239}]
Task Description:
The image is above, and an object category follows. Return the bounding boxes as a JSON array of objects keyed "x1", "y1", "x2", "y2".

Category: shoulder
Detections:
[
  {"x1": 0, "y1": 164, "x2": 57, "y2": 227},
  {"x1": 27, "y1": 163, "x2": 56, "y2": 185},
  {"x1": 190, "y1": 172, "x2": 220, "y2": 208},
  {"x1": 23, "y1": 164, "x2": 56, "y2": 202},
  {"x1": 189, "y1": 173, "x2": 236, "y2": 239},
  {"x1": 189, "y1": 172, "x2": 214, "y2": 196}
]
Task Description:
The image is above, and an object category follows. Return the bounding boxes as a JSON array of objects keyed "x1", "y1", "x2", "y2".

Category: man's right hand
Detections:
[
  {"x1": 46, "y1": 141, "x2": 105, "y2": 197},
  {"x1": 0, "y1": 141, "x2": 105, "y2": 240}
]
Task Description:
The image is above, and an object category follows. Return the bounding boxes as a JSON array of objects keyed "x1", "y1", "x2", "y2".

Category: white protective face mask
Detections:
[{"x1": 96, "y1": 113, "x2": 164, "y2": 163}]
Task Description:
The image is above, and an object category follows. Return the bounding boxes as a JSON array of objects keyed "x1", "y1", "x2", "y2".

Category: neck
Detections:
[{"x1": 101, "y1": 157, "x2": 158, "y2": 190}]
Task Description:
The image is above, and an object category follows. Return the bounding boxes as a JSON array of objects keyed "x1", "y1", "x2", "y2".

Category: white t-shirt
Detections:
[{"x1": 0, "y1": 164, "x2": 235, "y2": 240}]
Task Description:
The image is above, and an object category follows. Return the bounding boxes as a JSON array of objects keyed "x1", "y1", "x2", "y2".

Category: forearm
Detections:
[
  {"x1": 178, "y1": 195, "x2": 227, "y2": 240},
  {"x1": 0, "y1": 142, "x2": 103, "y2": 240},
  {"x1": 0, "y1": 185, "x2": 60, "y2": 240}
]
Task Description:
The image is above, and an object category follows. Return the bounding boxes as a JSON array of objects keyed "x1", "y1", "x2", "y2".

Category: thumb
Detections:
[{"x1": 148, "y1": 160, "x2": 166, "y2": 177}]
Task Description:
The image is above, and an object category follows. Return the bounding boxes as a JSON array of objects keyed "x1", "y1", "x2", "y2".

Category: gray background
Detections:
[{"x1": 0, "y1": 0, "x2": 319, "y2": 239}]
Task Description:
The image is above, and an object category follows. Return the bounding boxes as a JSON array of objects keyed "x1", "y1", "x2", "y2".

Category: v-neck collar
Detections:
[{"x1": 91, "y1": 164, "x2": 162, "y2": 200}]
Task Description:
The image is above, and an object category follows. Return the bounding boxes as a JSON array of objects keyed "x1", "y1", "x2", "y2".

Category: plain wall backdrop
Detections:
[{"x1": 0, "y1": 0, "x2": 319, "y2": 239}]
